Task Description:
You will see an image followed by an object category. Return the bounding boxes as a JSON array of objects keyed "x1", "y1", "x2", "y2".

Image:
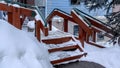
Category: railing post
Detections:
[
  {"x1": 35, "y1": 21, "x2": 40, "y2": 41},
  {"x1": 48, "y1": 21, "x2": 52, "y2": 30},
  {"x1": 44, "y1": 27, "x2": 48, "y2": 36},
  {"x1": 86, "y1": 33, "x2": 90, "y2": 43},
  {"x1": 79, "y1": 27, "x2": 84, "y2": 48},
  {"x1": 92, "y1": 31, "x2": 96, "y2": 42},
  {"x1": 20, "y1": 15, "x2": 26, "y2": 26},
  {"x1": 64, "y1": 19, "x2": 68, "y2": 32},
  {"x1": 8, "y1": 12, "x2": 13, "y2": 25},
  {"x1": 12, "y1": 6, "x2": 21, "y2": 29}
]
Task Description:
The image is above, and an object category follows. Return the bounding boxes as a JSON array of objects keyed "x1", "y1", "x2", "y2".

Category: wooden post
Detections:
[
  {"x1": 8, "y1": 12, "x2": 13, "y2": 25},
  {"x1": 20, "y1": 15, "x2": 26, "y2": 26},
  {"x1": 12, "y1": 7, "x2": 21, "y2": 29},
  {"x1": 48, "y1": 21, "x2": 52, "y2": 30},
  {"x1": 44, "y1": 27, "x2": 48, "y2": 36},
  {"x1": 92, "y1": 31, "x2": 96, "y2": 42},
  {"x1": 64, "y1": 19, "x2": 68, "y2": 32},
  {"x1": 86, "y1": 33, "x2": 90, "y2": 43},
  {"x1": 35, "y1": 21, "x2": 40, "y2": 41},
  {"x1": 79, "y1": 27, "x2": 84, "y2": 48}
]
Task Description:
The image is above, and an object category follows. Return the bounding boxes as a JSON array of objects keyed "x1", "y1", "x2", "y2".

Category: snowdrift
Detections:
[{"x1": 0, "y1": 20, "x2": 53, "y2": 68}]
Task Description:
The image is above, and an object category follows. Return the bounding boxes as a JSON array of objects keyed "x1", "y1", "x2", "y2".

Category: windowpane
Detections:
[
  {"x1": 74, "y1": 25, "x2": 79, "y2": 36},
  {"x1": 97, "y1": 32, "x2": 104, "y2": 41}
]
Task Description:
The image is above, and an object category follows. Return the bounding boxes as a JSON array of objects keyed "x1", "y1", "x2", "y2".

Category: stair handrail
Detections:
[
  {"x1": 0, "y1": 0, "x2": 47, "y2": 27},
  {"x1": 46, "y1": 8, "x2": 71, "y2": 21},
  {"x1": 73, "y1": 8, "x2": 92, "y2": 27},
  {"x1": 74, "y1": 8, "x2": 112, "y2": 29}
]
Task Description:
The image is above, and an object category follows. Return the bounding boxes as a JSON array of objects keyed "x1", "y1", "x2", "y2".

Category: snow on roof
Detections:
[{"x1": 0, "y1": 20, "x2": 53, "y2": 68}]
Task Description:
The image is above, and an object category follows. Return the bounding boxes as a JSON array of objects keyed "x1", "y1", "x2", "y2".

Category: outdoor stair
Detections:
[{"x1": 42, "y1": 36, "x2": 87, "y2": 65}]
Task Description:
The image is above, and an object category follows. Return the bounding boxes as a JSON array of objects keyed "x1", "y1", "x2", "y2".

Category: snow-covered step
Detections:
[
  {"x1": 42, "y1": 36, "x2": 86, "y2": 65},
  {"x1": 49, "y1": 49, "x2": 86, "y2": 64},
  {"x1": 41, "y1": 30, "x2": 72, "y2": 40},
  {"x1": 48, "y1": 45, "x2": 83, "y2": 53},
  {"x1": 42, "y1": 36, "x2": 72, "y2": 44}
]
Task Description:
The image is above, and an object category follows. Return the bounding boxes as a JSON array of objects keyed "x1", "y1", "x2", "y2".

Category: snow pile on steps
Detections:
[
  {"x1": 43, "y1": 39, "x2": 84, "y2": 62},
  {"x1": 49, "y1": 49, "x2": 84, "y2": 62},
  {"x1": 45, "y1": 40, "x2": 77, "y2": 49},
  {"x1": 0, "y1": 20, "x2": 53, "y2": 68}
]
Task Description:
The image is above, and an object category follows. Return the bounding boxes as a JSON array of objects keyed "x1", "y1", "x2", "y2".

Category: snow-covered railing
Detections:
[
  {"x1": 74, "y1": 8, "x2": 112, "y2": 28},
  {"x1": 0, "y1": 1, "x2": 49, "y2": 42},
  {"x1": 0, "y1": 2, "x2": 36, "y2": 29},
  {"x1": 73, "y1": 8, "x2": 92, "y2": 27},
  {"x1": 71, "y1": 8, "x2": 113, "y2": 48},
  {"x1": 46, "y1": 8, "x2": 71, "y2": 21},
  {"x1": 71, "y1": 9, "x2": 92, "y2": 34},
  {"x1": 46, "y1": 8, "x2": 75, "y2": 32},
  {"x1": 0, "y1": 0, "x2": 47, "y2": 27}
]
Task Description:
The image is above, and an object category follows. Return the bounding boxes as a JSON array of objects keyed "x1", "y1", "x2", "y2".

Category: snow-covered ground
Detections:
[
  {"x1": 80, "y1": 43, "x2": 120, "y2": 68},
  {"x1": 1, "y1": 19, "x2": 120, "y2": 68},
  {"x1": 0, "y1": 20, "x2": 53, "y2": 68}
]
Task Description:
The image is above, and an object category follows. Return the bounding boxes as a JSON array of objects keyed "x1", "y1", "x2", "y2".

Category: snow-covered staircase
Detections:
[
  {"x1": 0, "y1": 2, "x2": 87, "y2": 65},
  {"x1": 42, "y1": 34, "x2": 87, "y2": 65}
]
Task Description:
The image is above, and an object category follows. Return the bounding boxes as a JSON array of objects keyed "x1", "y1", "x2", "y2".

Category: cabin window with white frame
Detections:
[{"x1": 71, "y1": 0, "x2": 80, "y2": 5}]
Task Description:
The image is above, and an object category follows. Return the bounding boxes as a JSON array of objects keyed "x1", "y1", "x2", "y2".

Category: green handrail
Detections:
[
  {"x1": 35, "y1": 6, "x2": 47, "y2": 27},
  {"x1": 46, "y1": 8, "x2": 71, "y2": 21},
  {"x1": 73, "y1": 8, "x2": 92, "y2": 27},
  {"x1": 74, "y1": 8, "x2": 112, "y2": 29},
  {"x1": 0, "y1": 0, "x2": 47, "y2": 27}
]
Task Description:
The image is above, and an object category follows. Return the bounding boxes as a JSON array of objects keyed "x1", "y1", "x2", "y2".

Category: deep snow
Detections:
[
  {"x1": 0, "y1": 20, "x2": 53, "y2": 68},
  {"x1": 80, "y1": 42, "x2": 120, "y2": 68},
  {"x1": 0, "y1": 19, "x2": 120, "y2": 68}
]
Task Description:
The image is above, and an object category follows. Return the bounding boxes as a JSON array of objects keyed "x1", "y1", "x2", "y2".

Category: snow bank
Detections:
[
  {"x1": 81, "y1": 43, "x2": 120, "y2": 68},
  {"x1": 0, "y1": 20, "x2": 53, "y2": 68}
]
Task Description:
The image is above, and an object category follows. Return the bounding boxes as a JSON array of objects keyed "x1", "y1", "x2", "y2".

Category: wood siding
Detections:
[{"x1": 46, "y1": 0, "x2": 106, "y2": 16}]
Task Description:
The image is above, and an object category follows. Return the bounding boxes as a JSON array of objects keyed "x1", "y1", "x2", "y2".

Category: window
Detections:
[
  {"x1": 71, "y1": 0, "x2": 80, "y2": 5},
  {"x1": 17, "y1": 0, "x2": 27, "y2": 4},
  {"x1": 74, "y1": 25, "x2": 79, "y2": 36},
  {"x1": 97, "y1": 32, "x2": 104, "y2": 41}
]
